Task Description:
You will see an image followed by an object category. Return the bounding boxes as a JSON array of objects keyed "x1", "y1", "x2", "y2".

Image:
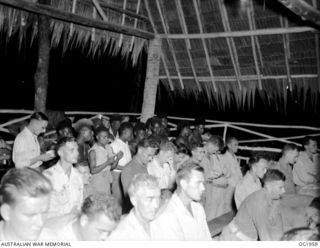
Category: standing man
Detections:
[
  {"x1": 0, "y1": 168, "x2": 52, "y2": 240},
  {"x1": 110, "y1": 122, "x2": 133, "y2": 205},
  {"x1": 220, "y1": 169, "x2": 286, "y2": 241},
  {"x1": 108, "y1": 174, "x2": 161, "y2": 240},
  {"x1": 13, "y1": 112, "x2": 54, "y2": 169},
  {"x1": 151, "y1": 164, "x2": 211, "y2": 240},
  {"x1": 189, "y1": 118, "x2": 205, "y2": 145},
  {"x1": 43, "y1": 137, "x2": 83, "y2": 218},
  {"x1": 121, "y1": 138, "x2": 159, "y2": 213},
  {"x1": 234, "y1": 154, "x2": 269, "y2": 209},
  {"x1": 76, "y1": 125, "x2": 93, "y2": 167}
]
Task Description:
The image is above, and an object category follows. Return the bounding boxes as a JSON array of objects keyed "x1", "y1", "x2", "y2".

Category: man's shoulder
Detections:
[{"x1": 43, "y1": 163, "x2": 60, "y2": 177}]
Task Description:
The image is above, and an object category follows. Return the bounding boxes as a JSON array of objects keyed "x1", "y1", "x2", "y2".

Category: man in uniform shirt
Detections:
[
  {"x1": 40, "y1": 193, "x2": 121, "y2": 241},
  {"x1": 0, "y1": 168, "x2": 52, "y2": 240},
  {"x1": 13, "y1": 112, "x2": 54, "y2": 169},
  {"x1": 43, "y1": 137, "x2": 83, "y2": 218},
  {"x1": 151, "y1": 164, "x2": 211, "y2": 240},
  {"x1": 234, "y1": 154, "x2": 269, "y2": 209},
  {"x1": 220, "y1": 169, "x2": 286, "y2": 241},
  {"x1": 108, "y1": 173, "x2": 161, "y2": 240}
]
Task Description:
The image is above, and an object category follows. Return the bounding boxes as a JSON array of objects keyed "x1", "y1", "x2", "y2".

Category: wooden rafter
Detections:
[
  {"x1": 129, "y1": 0, "x2": 141, "y2": 51},
  {"x1": 158, "y1": 26, "x2": 316, "y2": 39},
  {"x1": 192, "y1": 0, "x2": 217, "y2": 92},
  {"x1": 0, "y1": 0, "x2": 154, "y2": 39},
  {"x1": 118, "y1": 0, "x2": 127, "y2": 47},
  {"x1": 247, "y1": 0, "x2": 262, "y2": 90},
  {"x1": 70, "y1": 0, "x2": 77, "y2": 37},
  {"x1": 91, "y1": 5, "x2": 97, "y2": 42},
  {"x1": 218, "y1": 0, "x2": 242, "y2": 90},
  {"x1": 175, "y1": 0, "x2": 201, "y2": 91},
  {"x1": 143, "y1": 0, "x2": 174, "y2": 91},
  {"x1": 157, "y1": 74, "x2": 318, "y2": 81},
  {"x1": 155, "y1": 0, "x2": 184, "y2": 90},
  {"x1": 281, "y1": 16, "x2": 292, "y2": 91}
]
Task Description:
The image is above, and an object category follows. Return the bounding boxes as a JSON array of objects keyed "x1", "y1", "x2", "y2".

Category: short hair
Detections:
[
  {"x1": 282, "y1": 143, "x2": 298, "y2": 155},
  {"x1": 226, "y1": 136, "x2": 238, "y2": 145},
  {"x1": 56, "y1": 119, "x2": 72, "y2": 135},
  {"x1": 110, "y1": 115, "x2": 122, "y2": 123},
  {"x1": 94, "y1": 125, "x2": 109, "y2": 136},
  {"x1": 302, "y1": 136, "x2": 317, "y2": 147},
  {"x1": 207, "y1": 135, "x2": 224, "y2": 151},
  {"x1": 56, "y1": 136, "x2": 76, "y2": 151},
  {"x1": 157, "y1": 112, "x2": 167, "y2": 119},
  {"x1": 159, "y1": 141, "x2": 177, "y2": 153},
  {"x1": 177, "y1": 121, "x2": 190, "y2": 134},
  {"x1": 248, "y1": 154, "x2": 268, "y2": 170},
  {"x1": 175, "y1": 142, "x2": 191, "y2": 156},
  {"x1": 134, "y1": 122, "x2": 147, "y2": 134},
  {"x1": 30, "y1": 112, "x2": 48, "y2": 122},
  {"x1": 137, "y1": 137, "x2": 159, "y2": 150},
  {"x1": 194, "y1": 117, "x2": 205, "y2": 126},
  {"x1": 281, "y1": 227, "x2": 320, "y2": 241},
  {"x1": 118, "y1": 122, "x2": 133, "y2": 137},
  {"x1": 176, "y1": 164, "x2": 204, "y2": 187},
  {"x1": 0, "y1": 168, "x2": 52, "y2": 206},
  {"x1": 151, "y1": 117, "x2": 162, "y2": 128},
  {"x1": 309, "y1": 197, "x2": 320, "y2": 209},
  {"x1": 262, "y1": 169, "x2": 286, "y2": 185},
  {"x1": 128, "y1": 173, "x2": 159, "y2": 198},
  {"x1": 190, "y1": 142, "x2": 204, "y2": 152},
  {"x1": 81, "y1": 193, "x2": 121, "y2": 222}
]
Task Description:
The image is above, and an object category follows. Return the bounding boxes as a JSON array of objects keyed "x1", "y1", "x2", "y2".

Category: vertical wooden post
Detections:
[
  {"x1": 140, "y1": 37, "x2": 161, "y2": 123},
  {"x1": 34, "y1": 0, "x2": 51, "y2": 113}
]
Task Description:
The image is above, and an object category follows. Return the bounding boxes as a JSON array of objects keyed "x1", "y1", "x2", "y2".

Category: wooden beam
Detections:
[
  {"x1": 158, "y1": 26, "x2": 317, "y2": 39},
  {"x1": 118, "y1": 0, "x2": 127, "y2": 47},
  {"x1": 175, "y1": 0, "x2": 201, "y2": 91},
  {"x1": 218, "y1": 0, "x2": 242, "y2": 90},
  {"x1": 91, "y1": 5, "x2": 96, "y2": 42},
  {"x1": 79, "y1": 0, "x2": 149, "y2": 22},
  {"x1": 0, "y1": 0, "x2": 154, "y2": 40},
  {"x1": 155, "y1": 0, "x2": 184, "y2": 90},
  {"x1": 312, "y1": 0, "x2": 320, "y2": 91},
  {"x1": 69, "y1": 0, "x2": 77, "y2": 37},
  {"x1": 129, "y1": 0, "x2": 141, "y2": 52},
  {"x1": 143, "y1": 0, "x2": 174, "y2": 91},
  {"x1": 247, "y1": 0, "x2": 262, "y2": 90},
  {"x1": 281, "y1": 16, "x2": 292, "y2": 91},
  {"x1": 193, "y1": 0, "x2": 217, "y2": 92},
  {"x1": 157, "y1": 74, "x2": 318, "y2": 81}
]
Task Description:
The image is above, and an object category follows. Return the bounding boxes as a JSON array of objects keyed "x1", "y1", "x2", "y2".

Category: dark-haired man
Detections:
[
  {"x1": 0, "y1": 168, "x2": 53, "y2": 240},
  {"x1": 151, "y1": 164, "x2": 211, "y2": 240},
  {"x1": 13, "y1": 112, "x2": 55, "y2": 169},
  {"x1": 220, "y1": 169, "x2": 286, "y2": 241}
]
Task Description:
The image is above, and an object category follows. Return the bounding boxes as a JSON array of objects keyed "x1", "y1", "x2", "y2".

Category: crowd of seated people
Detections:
[{"x1": 0, "y1": 111, "x2": 319, "y2": 241}]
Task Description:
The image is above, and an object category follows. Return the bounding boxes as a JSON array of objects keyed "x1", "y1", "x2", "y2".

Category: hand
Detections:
[
  {"x1": 41, "y1": 153, "x2": 54, "y2": 162},
  {"x1": 116, "y1": 151, "x2": 124, "y2": 160}
]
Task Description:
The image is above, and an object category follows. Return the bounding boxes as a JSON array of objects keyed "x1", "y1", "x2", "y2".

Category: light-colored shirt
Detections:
[
  {"x1": 147, "y1": 158, "x2": 175, "y2": 190},
  {"x1": 221, "y1": 151, "x2": 243, "y2": 187},
  {"x1": 221, "y1": 189, "x2": 284, "y2": 241},
  {"x1": 13, "y1": 127, "x2": 41, "y2": 168},
  {"x1": 151, "y1": 193, "x2": 211, "y2": 240},
  {"x1": 110, "y1": 138, "x2": 131, "y2": 167},
  {"x1": 43, "y1": 162, "x2": 83, "y2": 218},
  {"x1": 293, "y1": 151, "x2": 319, "y2": 187},
  {"x1": 234, "y1": 172, "x2": 261, "y2": 209},
  {"x1": 108, "y1": 210, "x2": 151, "y2": 240}
]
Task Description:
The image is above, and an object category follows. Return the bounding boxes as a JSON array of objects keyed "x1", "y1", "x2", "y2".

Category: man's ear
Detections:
[
  {"x1": 130, "y1": 196, "x2": 137, "y2": 208},
  {"x1": 0, "y1": 204, "x2": 12, "y2": 222},
  {"x1": 180, "y1": 179, "x2": 187, "y2": 191},
  {"x1": 80, "y1": 215, "x2": 89, "y2": 227}
]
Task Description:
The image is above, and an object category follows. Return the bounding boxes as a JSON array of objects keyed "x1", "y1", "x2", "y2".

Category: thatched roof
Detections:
[{"x1": 0, "y1": 0, "x2": 320, "y2": 111}]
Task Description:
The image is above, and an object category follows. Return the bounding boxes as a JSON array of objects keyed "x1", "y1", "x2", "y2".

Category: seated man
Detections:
[
  {"x1": 234, "y1": 154, "x2": 269, "y2": 209},
  {"x1": 108, "y1": 173, "x2": 161, "y2": 240},
  {"x1": 220, "y1": 169, "x2": 286, "y2": 241},
  {"x1": 121, "y1": 138, "x2": 159, "y2": 213},
  {"x1": 40, "y1": 194, "x2": 121, "y2": 241},
  {"x1": 0, "y1": 168, "x2": 52, "y2": 240},
  {"x1": 43, "y1": 137, "x2": 83, "y2": 218},
  {"x1": 293, "y1": 136, "x2": 320, "y2": 196},
  {"x1": 151, "y1": 164, "x2": 211, "y2": 240}
]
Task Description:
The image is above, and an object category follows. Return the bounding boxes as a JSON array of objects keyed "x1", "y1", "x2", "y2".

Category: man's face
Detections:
[
  {"x1": 196, "y1": 125, "x2": 205, "y2": 135},
  {"x1": 305, "y1": 140, "x2": 318, "y2": 155},
  {"x1": 228, "y1": 139, "x2": 239, "y2": 154},
  {"x1": 181, "y1": 126, "x2": 191, "y2": 137},
  {"x1": 253, "y1": 158, "x2": 268, "y2": 179},
  {"x1": 111, "y1": 121, "x2": 121, "y2": 132},
  {"x1": 33, "y1": 120, "x2": 48, "y2": 136},
  {"x1": 182, "y1": 170, "x2": 205, "y2": 202},
  {"x1": 159, "y1": 150, "x2": 174, "y2": 165},
  {"x1": 59, "y1": 141, "x2": 79, "y2": 164},
  {"x1": 102, "y1": 119, "x2": 110, "y2": 129},
  {"x1": 1, "y1": 195, "x2": 50, "y2": 241},
  {"x1": 59, "y1": 127, "x2": 73, "y2": 138},
  {"x1": 268, "y1": 180, "x2": 286, "y2": 200},
  {"x1": 135, "y1": 129, "x2": 146, "y2": 141},
  {"x1": 132, "y1": 187, "x2": 161, "y2": 222},
  {"x1": 286, "y1": 149, "x2": 299, "y2": 165},
  {"x1": 97, "y1": 131, "x2": 109, "y2": 146},
  {"x1": 161, "y1": 118, "x2": 168, "y2": 128},
  {"x1": 152, "y1": 123, "x2": 161, "y2": 135},
  {"x1": 192, "y1": 147, "x2": 206, "y2": 163},
  {"x1": 140, "y1": 147, "x2": 157, "y2": 165},
  {"x1": 205, "y1": 142, "x2": 219, "y2": 155},
  {"x1": 81, "y1": 214, "x2": 117, "y2": 241},
  {"x1": 123, "y1": 128, "x2": 133, "y2": 142}
]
